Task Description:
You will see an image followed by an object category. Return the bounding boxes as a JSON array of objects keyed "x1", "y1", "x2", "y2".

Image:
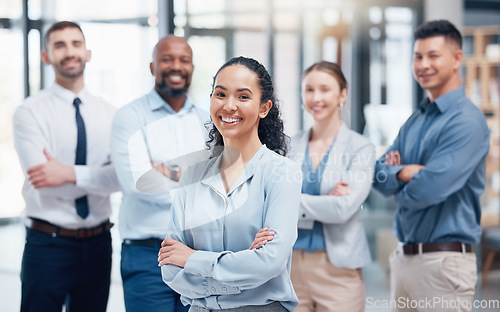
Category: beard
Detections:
[
  {"x1": 55, "y1": 57, "x2": 86, "y2": 79},
  {"x1": 156, "y1": 71, "x2": 190, "y2": 98}
]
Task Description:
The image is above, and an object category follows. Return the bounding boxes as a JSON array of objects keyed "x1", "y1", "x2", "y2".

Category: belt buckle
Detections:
[
  {"x1": 406, "y1": 244, "x2": 414, "y2": 254},
  {"x1": 403, "y1": 243, "x2": 420, "y2": 255},
  {"x1": 410, "y1": 244, "x2": 419, "y2": 255}
]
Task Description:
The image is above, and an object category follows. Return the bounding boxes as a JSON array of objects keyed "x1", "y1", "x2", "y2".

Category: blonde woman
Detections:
[{"x1": 288, "y1": 61, "x2": 375, "y2": 311}]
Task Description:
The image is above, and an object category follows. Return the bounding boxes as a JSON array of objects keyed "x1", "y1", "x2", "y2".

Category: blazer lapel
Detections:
[
  {"x1": 289, "y1": 130, "x2": 310, "y2": 164},
  {"x1": 321, "y1": 122, "x2": 350, "y2": 193}
]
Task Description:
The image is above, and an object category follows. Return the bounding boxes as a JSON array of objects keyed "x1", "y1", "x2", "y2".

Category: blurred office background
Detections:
[{"x1": 0, "y1": 0, "x2": 499, "y2": 311}]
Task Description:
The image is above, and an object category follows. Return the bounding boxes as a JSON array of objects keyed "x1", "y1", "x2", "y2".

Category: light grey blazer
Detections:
[{"x1": 288, "y1": 122, "x2": 375, "y2": 269}]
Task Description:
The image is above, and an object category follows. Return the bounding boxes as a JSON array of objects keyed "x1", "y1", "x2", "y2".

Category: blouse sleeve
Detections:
[
  {"x1": 161, "y1": 172, "x2": 242, "y2": 297},
  {"x1": 180, "y1": 159, "x2": 301, "y2": 290}
]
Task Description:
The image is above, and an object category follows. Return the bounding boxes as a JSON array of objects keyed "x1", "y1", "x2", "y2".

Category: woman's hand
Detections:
[
  {"x1": 248, "y1": 227, "x2": 275, "y2": 250},
  {"x1": 328, "y1": 181, "x2": 351, "y2": 196},
  {"x1": 158, "y1": 238, "x2": 195, "y2": 268}
]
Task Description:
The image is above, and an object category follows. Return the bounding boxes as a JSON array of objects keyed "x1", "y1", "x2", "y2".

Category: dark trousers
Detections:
[
  {"x1": 20, "y1": 227, "x2": 112, "y2": 312},
  {"x1": 121, "y1": 241, "x2": 189, "y2": 312}
]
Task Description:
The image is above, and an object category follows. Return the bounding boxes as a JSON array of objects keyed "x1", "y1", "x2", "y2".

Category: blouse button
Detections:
[{"x1": 211, "y1": 287, "x2": 216, "y2": 292}]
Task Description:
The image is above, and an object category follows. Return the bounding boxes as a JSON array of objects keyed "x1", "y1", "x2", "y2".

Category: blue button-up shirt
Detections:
[
  {"x1": 294, "y1": 144, "x2": 331, "y2": 251},
  {"x1": 111, "y1": 89, "x2": 209, "y2": 240},
  {"x1": 373, "y1": 87, "x2": 490, "y2": 244},
  {"x1": 161, "y1": 145, "x2": 302, "y2": 311}
]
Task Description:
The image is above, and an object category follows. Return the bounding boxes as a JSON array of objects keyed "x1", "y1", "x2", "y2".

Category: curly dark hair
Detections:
[{"x1": 206, "y1": 56, "x2": 289, "y2": 156}]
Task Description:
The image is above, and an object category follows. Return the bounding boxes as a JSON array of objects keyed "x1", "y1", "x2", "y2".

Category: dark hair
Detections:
[
  {"x1": 206, "y1": 56, "x2": 289, "y2": 156},
  {"x1": 44, "y1": 21, "x2": 85, "y2": 49},
  {"x1": 302, "y1": 61, "x2": 348, "y2": 91},
  {"x1": 413, "y1": 19, "x2": 462, "y2": 48}
]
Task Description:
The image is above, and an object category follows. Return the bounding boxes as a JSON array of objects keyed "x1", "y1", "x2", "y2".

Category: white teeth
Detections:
[
  {"x1": 420, "y1": 72, "x2": 435, "y2": 78},
  {"x1": 221, "y1": 117, "x2": 241, "y2": 123},
  {"x1": 169, "y1": 75, "x2": 182, "y2": 82}
]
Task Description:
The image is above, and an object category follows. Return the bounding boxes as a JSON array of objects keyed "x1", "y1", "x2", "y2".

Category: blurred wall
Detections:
[{"x1": 424, "y1": 0, "x2": 464, "y2": 27}]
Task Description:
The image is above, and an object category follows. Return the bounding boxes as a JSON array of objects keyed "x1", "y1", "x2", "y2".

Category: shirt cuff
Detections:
[
  {"x1": 184, "y1": 250, "x2": 222, "y2": 277},
  {"x1": 74, "y1": 165, "x2": 90, "y2": 188},
  {"x1": 384, "y1": 165, "x2": 406, "y2": 189},
  {"x1": 184, "y1": 250, "x2": 241, "y2": 294},
  {"x1": 207, "y1": 279, "x2": 241, "y2": 295}
]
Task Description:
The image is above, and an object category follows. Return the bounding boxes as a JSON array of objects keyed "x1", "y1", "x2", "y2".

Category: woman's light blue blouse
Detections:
[{"x1": 161, "y1": 145, "x2": 302, "y2": 311}]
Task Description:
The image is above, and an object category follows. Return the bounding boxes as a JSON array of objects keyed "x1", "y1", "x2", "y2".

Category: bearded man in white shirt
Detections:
[
  {"x1": 111, "y1": 35, "x2": 209, "y2": 312},
  {"x1": 13, "y1": 21, "x2": 119, "y2": 312}
]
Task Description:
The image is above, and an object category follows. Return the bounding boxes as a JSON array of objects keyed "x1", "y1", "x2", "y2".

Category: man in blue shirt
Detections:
[
  {"x1": 111, "y1": 35, "x2": 208, "y2": 312},
  {"x1": 373, "y1": 20, "x2": 490, "y2": 311}
]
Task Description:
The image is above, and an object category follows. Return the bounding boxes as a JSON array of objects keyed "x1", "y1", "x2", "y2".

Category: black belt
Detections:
[
  {"x1": 403, "y1": 242, "x2": 472, "y2": 255},
  {"x1": 123, "y1": 238, "x2": 163, "y2": 247},
  {"x1": 28, "y1": 218, "x2": 113, "y2": 239}
]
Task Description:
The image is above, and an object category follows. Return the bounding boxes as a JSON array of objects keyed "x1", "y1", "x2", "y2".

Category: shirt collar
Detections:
[
  {"x1": 51, "y1": 83, "x2": 89, "y2": 106},
  {"x1": 418, "y1": 97, "x2": 432, "y2": 112},
  {"x1": 421, "y1": 87, "x2": 465, "y2": 113},
  {"x1": 201, "y1": 145, "x2": 268, "y2": 194},
  {"x1": 433, "y1": 87, "x2": 465, "y2": 113},
  {"x1": 147, "y1": 89, "x2": 196, "y2": 114}
]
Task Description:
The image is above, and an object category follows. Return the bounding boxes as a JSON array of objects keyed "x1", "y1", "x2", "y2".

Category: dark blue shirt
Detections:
[
  {"x1": 373, "y1": 87, "x2": 490, "y2": 244},
  {"x1": 294, "y1": 143, "x2": 333, "y2": 251}
]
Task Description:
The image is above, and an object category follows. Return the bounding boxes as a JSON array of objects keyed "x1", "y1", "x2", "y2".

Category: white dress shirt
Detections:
[
  {"x1": 162, "y1": 145, "x2": 302, "y2": 311},
  {"x1": 13, "y1": 83, "x2": 119, "y2": 229},
  {"x1": 111, "y1": 90, "x2": 209, "y2": 240}
]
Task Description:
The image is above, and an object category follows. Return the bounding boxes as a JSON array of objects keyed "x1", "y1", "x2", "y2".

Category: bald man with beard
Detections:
[{"x1": 111, "y1": 35, "x2": 209, "y2": 312}]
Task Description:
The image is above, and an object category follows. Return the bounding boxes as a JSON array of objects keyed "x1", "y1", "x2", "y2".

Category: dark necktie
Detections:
[{"x1": 73, "y1": 97, "x2": 89, "y2": 219}]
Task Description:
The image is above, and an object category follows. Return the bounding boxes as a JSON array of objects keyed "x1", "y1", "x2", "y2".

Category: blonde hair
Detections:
[{"x1": 302, "y1": 61, "x2": 348, "y2": 91}]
